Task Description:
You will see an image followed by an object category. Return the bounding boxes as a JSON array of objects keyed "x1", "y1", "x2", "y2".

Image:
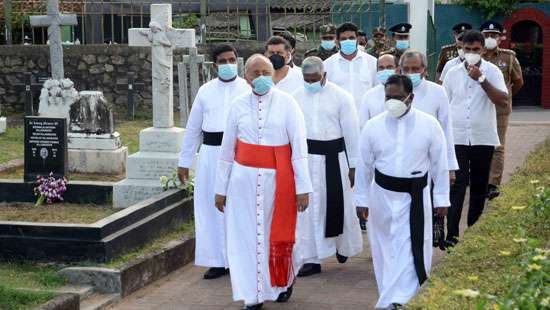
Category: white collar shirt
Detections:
[
  {"x1": 439, "y1": 56, "x2": 463, "y2": 83},
  {"x1": 274, "y1": 66, "x2": 304, "y2": 94}
]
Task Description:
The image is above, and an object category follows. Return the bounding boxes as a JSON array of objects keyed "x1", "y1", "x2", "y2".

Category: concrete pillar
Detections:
[{"x1": 408, "y1": 0, "x2": 433, "y2": 55}]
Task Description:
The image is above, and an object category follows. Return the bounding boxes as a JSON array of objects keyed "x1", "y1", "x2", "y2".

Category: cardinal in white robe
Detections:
[
  {"x1": 215, "y1": 54, "x2": 312, "y2": 310},
  {"x1": 178, "y1": 45, "x2": 250, "y2": 279},
  {"x1": 292, "y1": 56, "x2": 363, "y2": 277},
  {"x1": 355, "y1": 74, "x2": 450, "y2": 309}
]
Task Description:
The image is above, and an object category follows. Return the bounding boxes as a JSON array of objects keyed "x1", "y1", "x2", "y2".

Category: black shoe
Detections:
[
  {"x1": 276, "y1": 285, "x2": 293, "y2": 303},
  {"x1": 445, "y1": 238, "x2": 458, "y2": 248},
  {"x1": 336, "y1": 252, "x2": 348, "y2": 264},
  {"x1": 242, "y1": 303, "x2": 263, "y2": 310},
  {"x1": 360, "y1": 219, "x2": 367, "y2": 232},
  {"x1": 297, "y1": 263, "x2": 321, "y2": 277},
  {"x1": 487, "y1": 184, "x2": 500, "y2": 200},
  {"x1": 203, "y1": 267, "x2": 229, "y2": 280},
  {"x1": 386, "y1": 303, "x2": 403, "y2": 310}
]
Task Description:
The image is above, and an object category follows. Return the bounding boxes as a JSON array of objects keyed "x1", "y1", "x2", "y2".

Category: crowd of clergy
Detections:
[{"x1": 177, "y1": 19, "x2": 523, "y2": 310}]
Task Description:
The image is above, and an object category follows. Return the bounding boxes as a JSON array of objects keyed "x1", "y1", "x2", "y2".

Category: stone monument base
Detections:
[
  {"x1": 68, "y1": 132, "x2": 128, "y2": 174},
  {"x1": 113, "y1": 127, "x2": 185, "y2": 208},
  {"x1": 0, "y1": 117, "x2": 6, "y2": 134}
]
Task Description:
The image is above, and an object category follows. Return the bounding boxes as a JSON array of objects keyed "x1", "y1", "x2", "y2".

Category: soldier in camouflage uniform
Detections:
[
  {"x1": 435, "y1": 22, "x2": 472, "y2": 81},
  {"x1": 480, "y1": 21, "x2": 524, "y2": 199},
  {"x1": 305, "y1": 24, "x2": 339, "y2": 61},
  {"x1": 380, "y1": 23, "x2": 412, "y2": 62},
  {"x1": 366, "y1": 26, "x2": 388, "y2": 58}
]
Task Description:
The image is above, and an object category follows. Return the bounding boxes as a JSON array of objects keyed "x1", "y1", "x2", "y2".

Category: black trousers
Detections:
[{"x1": 447, "y1": 145, "x2": 494, "y2": 243}]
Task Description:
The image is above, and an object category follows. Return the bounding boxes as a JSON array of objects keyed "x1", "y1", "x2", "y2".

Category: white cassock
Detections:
[
  {"x1": 274, "y1": 66, "x2": 304, "y2": 94},
  {"x1": 292, "y1": 81, "x2": 363, "y2": 263},
  {"x1": 323, "y1": 50, "x2": 377, "y2": 110},
  {"x1": 359, "y1": 79, "x2": 459, "y2": 170},
  {"x1": 215, "y1": 88, "x2": 313, "y2": 305},
  {"x1": 178, "y1": 77, "x2": 250, "y2": 268},
  {"x1": 355, "y1": 108, "x2": 450, "y2": 308},
  {"x1": 438, "y1": 56, "x2": 462, "y2": 83}
]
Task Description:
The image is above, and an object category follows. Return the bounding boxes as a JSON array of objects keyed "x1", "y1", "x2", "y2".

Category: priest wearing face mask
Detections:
[
  {"x1": 438, "y1": 33, "x2": 465, "y2": 84},
  {"x1": 442, "y1": 30, "x2": 508, "y2": 247},
  {"x1": 214, "y1": 54, "x2": 312, "y2": 310},
  {"x1": 480, "y1": 20, "x2": 524, "y2": 200},
  {"x1": 292, "y1": 56, "x2": 363, "y2": 277},
  {"x1": 264, "y1": 36, "x2": 303, "y2": 94},
  {"x1": 178, "y1": 44, "x2": 250, "y2": 280},
  {"x1": 324, "y1": 22, "x2": 377, "y2": 110},
  {"x1": 355, "y1": 74, "x2": 450, "y2": 309}
]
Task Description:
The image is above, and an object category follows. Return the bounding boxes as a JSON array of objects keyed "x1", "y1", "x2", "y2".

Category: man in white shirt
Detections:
[
  {"x1": 214, "y1": 54, "x2": 312, "y2": 310},
  {"x1": 324, "y1": 22, "x2": 377, "y2": 110},
  {"x1": 443, "y1": 30, "x2": 509, "y2": 246},
  {"x1": 438, "y1": 33, "x2": 465, "y2": 84},
  {"x1": 178, "y1": 44, "x2": 250, "y2": 280},
  {"x1": 265, "y1": 36, "x2": 303, "y2": 94},
  {"x1": 355, "y1": 74, "x2": 449, "y2": 309},
  {"x1": 292, "y1": 57, "x2": 363, "y2": 277}
]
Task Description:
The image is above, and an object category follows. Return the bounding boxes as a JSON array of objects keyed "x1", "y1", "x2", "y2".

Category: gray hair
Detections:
[
  {"x1": 244, "y1": 54, "x2": 274, "y2": 74},
  {"x1": 399, "y1": 49, "x2": 427, "y2": 68},
  {"x1": 301, "y1": 56, "x2": 324, "y2": 75}
]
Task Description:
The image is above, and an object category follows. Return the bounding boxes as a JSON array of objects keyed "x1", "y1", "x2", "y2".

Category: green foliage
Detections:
[
  {"x1": 459, "y1": 0, "x2": 520, "y2": 19},
  {"x1": 0, "y1": 285, "x2": 54, "y2": 310},
  {"x1": 173, "y1": 14, "x2": 200, "y2": 29},
  {"x1": 408, "y1": 138, "x2": 550, "y2": 309}
]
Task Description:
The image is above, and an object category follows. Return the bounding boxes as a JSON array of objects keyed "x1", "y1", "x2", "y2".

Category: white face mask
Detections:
[
  {"x1": 385, "y1": 95, "x2": 410, "y2": 118},
  {"x1": 485, "y1": 37, "x2": 498, "y2": 50},
  {"x1": 457, "y1": 48, "x2": 465, "y2": 60},
  {"x1": 464, "y1": 53, "x2": 481, "y2": 66}
]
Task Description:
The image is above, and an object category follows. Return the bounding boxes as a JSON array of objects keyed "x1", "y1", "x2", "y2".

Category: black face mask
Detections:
[{"x1": 269, "y1": 54, "x2": 286, "y2": 70}]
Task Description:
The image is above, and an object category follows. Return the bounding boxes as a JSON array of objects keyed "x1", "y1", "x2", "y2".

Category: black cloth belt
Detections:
[
  {"x1": 374, "y1": 168, "x2": 429, "y2": 285},
  {"x1": 203, "y1": 131, "x2": 223, "y2": 146},
  {"x1": 307, "y1": 137, "x2": 346, "y2": 238}
]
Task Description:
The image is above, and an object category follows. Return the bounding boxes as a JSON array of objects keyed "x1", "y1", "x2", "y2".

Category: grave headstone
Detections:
[
  {"x1": 113, "y1": 4, "x2": 195, "y2": 208},
  {"x1": 13, "y1": 73, "x2": 43, "y2": 116},
  {"x1": 117, "y1": 72, "x2": 145, "y2": 121},
  {"x1": 24, "y1": 117, "x2": 67, "y2": 182},
  {"x1": 0, "y1": 100, "x2": 5, "y2": 134},
  {"x1": 67, "y1": 91, "x2": 127, "y2": 174}
]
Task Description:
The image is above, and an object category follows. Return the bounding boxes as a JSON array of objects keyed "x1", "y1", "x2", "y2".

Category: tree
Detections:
[{"x1": 459, "y1": 0, "x2": 520, "y2": 19}]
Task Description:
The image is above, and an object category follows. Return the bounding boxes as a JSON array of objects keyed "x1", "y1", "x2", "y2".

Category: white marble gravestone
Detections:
[
  {"x1": 68, "y1": 91, "x2": 127, "y2": 174},
  {"x1": 0, "y1": 101, "x2": 5, "y2": 134},
  {"x1": 113, "y1": 3, "x2": 196, "y2": 208}
]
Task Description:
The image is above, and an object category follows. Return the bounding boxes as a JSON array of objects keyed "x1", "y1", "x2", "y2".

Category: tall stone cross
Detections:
[
  {"x1": 128, "y1": 4, "x2": 196, "y2": 128},
  {"x1": 29, "y1": 0, "x2": 77, "y2": 80}
]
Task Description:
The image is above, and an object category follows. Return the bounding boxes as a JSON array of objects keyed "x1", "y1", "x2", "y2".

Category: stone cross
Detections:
[
  {"x1": 29, "y1": 0, "x2": 77, "y2": 80},
  {"x1": 178, "y1": 47, "x2": 204, "y2": 127},
  {"x1": 117, "y1": 72, "x2": 145, "y2": 121},
  {"x1": 128, "y1": 4, "x2": 195, "y2": 128},
  {"x1": 14, "y1": 73, "x2": 44, "y2": 116}
]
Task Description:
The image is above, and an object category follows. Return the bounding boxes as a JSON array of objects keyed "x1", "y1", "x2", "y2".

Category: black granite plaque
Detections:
[{"x1": 24, "y1": 117, "x2": 68, "y2": 182}]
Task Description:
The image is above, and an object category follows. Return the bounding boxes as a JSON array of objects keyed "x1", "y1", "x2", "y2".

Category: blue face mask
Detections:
[
  {"x1": 395, "y1": 40, "x2": 410, "y2": 50},
  {"x1": 217, "y1": 64, "x2": 238, "y2": 81},
  {"x1": 252, "y1": 75, "x2": 273, "y2": 95},
  {"x1": 376, "y1": 69, "x2": 395, "y2": 85},
  {"x1": 304, "y1": 81, "x2": 323, "y2": 93},
  {"x1": 321, "y1": 40, "x2": 336, "y2": 50},
  {"x1": 407, "y1": 73, "x2": 422, "y2": 88},
  {"x1": 340, "y1": 39, "x2": 357, "y2": 55}
]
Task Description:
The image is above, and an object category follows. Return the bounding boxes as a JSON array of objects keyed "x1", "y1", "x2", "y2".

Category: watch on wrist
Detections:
[{"x1": 478, "y1": 75, "x2": 486, "y2": 83}]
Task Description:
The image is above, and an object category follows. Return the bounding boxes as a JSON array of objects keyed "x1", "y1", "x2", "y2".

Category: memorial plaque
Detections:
[{"x1": 24, "y1": 117, "x2": 68, "y2": 182}]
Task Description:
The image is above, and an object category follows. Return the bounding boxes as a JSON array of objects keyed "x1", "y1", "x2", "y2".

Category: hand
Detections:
[
  {"x1": 356, "y1": 207, "x2": 369, "y2": 221},
  {"x1": 215, "y1": 194, "x2": 226, "y2": 213},
  {"x1": 348, "y1": 168, "x2": 356, "y2": 188},
  {"x1": 449, "y1": 171, "x2": 456, "y2": 186},
  {"x1": 297, "y1": 193, "x2": 309, "y2": 212},
  {"x1": 177, "y1": 167, "x2": 189, "y2": 183},
  {"x1": 435, "y1": 207, "x2": 448, "y2": 217},
  {"x1": 467, "y1": 64, "x2": 482, "y2": 81}
]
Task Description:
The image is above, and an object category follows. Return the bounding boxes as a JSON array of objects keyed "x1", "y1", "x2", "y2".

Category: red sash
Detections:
[{"x1": 235, "y1": 139, "x2": 297, "y2": 287}]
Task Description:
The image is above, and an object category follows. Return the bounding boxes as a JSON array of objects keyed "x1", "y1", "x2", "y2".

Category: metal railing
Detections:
[{"x1": 1, "y1": 0, "x2": 381, "y2": 45}]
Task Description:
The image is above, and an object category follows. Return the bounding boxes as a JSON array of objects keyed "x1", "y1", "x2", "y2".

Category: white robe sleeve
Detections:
[
  {"x1": 340, "y1": 92, "x2": 360, "y2": 168},
  {"x1": 358, "y1": 92, "x2": 370, "y2": 130},
  {"x1": 214, "y1": 101, "x2": 239, "y2": 196},
  {"x1": 286, "y1": 96, "x2": 313, "y2": 195},
  {"x1": 435, "y1": 89, "x2": 459, "y2": 170},
  {"x1": 429, "y1": 121, "x2": 451, "y2": 208},
  {"x1": 354, "y1": 125, "x2": 375, "y2": 208},
  {"x1": 178, "y1": 92, "x2": 204, "y2": 168}
]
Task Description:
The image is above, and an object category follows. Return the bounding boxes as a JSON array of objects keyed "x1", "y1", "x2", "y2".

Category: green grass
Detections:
[
  {"x1": 117, "y1": 119, "x2": 151, "y2": 155},
  {"x1": 0, "y1": 202, "x2": 117, "y2": 224},
  {"x1": 0, "y1": 126, "x2": 24, "y2": 164},
  {"x1": 0, "y1": 285, "x2": 55, "y2": 310},
  {"x1": 408, "y1": 138, "x2": 550, "y2": 309}
]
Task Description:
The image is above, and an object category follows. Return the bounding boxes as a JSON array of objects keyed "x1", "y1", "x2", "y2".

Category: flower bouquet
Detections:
[{"x1": 34, "y1": 172, "x2": 68, "y2": 206}]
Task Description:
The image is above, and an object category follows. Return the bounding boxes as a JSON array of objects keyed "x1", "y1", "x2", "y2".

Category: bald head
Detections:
[
  {"x1": 377, "y1": 54, "x2": 397, "y2": 71},
  {"x1": 244, "y1": 54, "x2": 274, "y2": 83}
]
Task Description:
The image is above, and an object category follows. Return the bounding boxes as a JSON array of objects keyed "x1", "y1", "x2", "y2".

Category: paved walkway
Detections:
[{"x1": 111, "y1": 122, "x2": 550, "y2": 310}]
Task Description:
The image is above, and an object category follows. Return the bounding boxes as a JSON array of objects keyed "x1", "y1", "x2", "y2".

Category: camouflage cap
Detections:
[
  {"x1": 372, "y1": 26, "x2": 386, "y2": 35},
  {"x1": 320, "y1": 24, "x2": 336, "y2": 35}
]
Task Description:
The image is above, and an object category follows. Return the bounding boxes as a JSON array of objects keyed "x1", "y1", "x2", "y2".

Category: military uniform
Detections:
[
  {"x1": 305, "y1": 46, "x2": 339, "y2": 61},
  {"x1": 436, "y1": 23, "x2": 471, "y2": 78},
  {"x1": 484, "y1": 47, "x2": 523, "y2": 186},
  {"x1": 381, "y1": 23, "x2": 412, "y2": 61},
  {"x1": 366, "y1": 26, "x2": 388, "y2": 58},
  {"x1": 380, "y1": 46, "x2": 404, "y2": 61}
]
